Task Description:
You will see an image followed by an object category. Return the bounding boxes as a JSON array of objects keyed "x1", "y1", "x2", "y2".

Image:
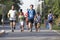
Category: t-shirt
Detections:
[
  {"x1": 48, "y1": 13, "x2": 53, "y2": 21},
  {"x1": 37, "y1": 15, "x2": 41, "y2": 22},
  {"x1": 35, "y1": 15, "x2": 41, "y2": 23},
  {"x1": 8, "y1": 10, "x2": 17, "y2": 20},
  {"x1": 19, "y1": 15, "x2": 24, "y2": 21},
  {"x1": 27, "y1": 9, "x2": 36, "y2": 20}
]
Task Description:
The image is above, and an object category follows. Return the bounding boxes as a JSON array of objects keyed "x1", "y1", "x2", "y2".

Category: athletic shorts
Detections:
[
  {"x1": 28, "y1": 19, "x2": 34, "y2": 23},
  {"x1": 19, "y1": 21, "x2": 24, "y2": 26},
  {"x1": 35, "y1": 23, "x2": 37, "y2": 26},
  {"x1": 49, "y1": 20, "x2": 53, "y2": 23},
  {"x1": 35, "y1": 22, "x2": 40, "y2": 26},
  {"x1": 10, "y1": 20, "x2": 16, "y2": 22}
]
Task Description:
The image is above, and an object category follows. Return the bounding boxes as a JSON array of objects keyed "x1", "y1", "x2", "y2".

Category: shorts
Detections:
[
  {"x1": 28, "y1": 19, "x2": 34, "y2": 23},
  {"x1": 49, "y1": 20, "x2": 53, "y2": 23},
  {"x1": 35, "y1": 22, "x2": 40, "y2": 25},
  {"x1": 10, "y1": 20, "x2": 16, "y2": 22},
  {"x1": 19, "y1": 21, "x2": 24, "y2": 26},
  {"x1": 35, "y1": 23, "x2": 37, "y2": 26}
]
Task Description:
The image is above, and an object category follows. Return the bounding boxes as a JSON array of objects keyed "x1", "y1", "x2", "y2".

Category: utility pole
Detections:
[{"x1": 38, "y1": 0, "x2": 44, "y2": 16}]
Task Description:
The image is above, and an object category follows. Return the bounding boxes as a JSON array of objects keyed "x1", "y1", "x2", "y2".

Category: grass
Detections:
[
  {"x1": 52, "y1": 25, "x2": 60, "y2": 30},
  {"x1": 41, "y1": 23, "x2": 60, "y2": 30},
  {"x1": 52, "y1": 17, "x2": 60, "y2": 30}
]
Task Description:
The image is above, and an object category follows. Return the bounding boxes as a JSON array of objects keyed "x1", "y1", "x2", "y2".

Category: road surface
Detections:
[{"x1": 0, "y1": 23, "x2": 60, "y2": 40}]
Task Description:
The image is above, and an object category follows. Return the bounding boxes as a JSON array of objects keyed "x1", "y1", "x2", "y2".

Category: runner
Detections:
[
  {"x1": 18, "y1": 9, "x2": 24, "y2": 32},
  {"x1": 44, "y1": 16, "x2": 49, "y2": 29},
  {"x1": 7, "y1": 5, "x2": 17, "y2": 32},
  {"x1": 25, "y1": 13, "x2": 29, "y2": 30},
  {"x1": 27, "y1": 4, "x2": 36, "y2": 32},
  {"x1": 48, "y1": 11, "x2": 53, "y2": 30},
  {"x1": 34, "y1": 12, "x2": 41, "y2": 32},
  {"x1": 24, "y1": 9, "x2": 29, "y2": 30}
]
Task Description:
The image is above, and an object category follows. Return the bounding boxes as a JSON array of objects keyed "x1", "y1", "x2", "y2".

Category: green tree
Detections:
[
  {"x1": 0, "y1": 0, "x2": 22, "y2": 22},
  {"x1": 0, "y1": 0, "x2": 22, "y2": 11},
  {"x1": 44, "y1": 0, "x2": 60, "y2": 17}
]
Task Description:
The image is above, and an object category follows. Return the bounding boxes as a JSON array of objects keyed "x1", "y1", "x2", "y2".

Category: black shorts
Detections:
[
  {"x1": 49, "y1": 20, "x2": 53, "y2": 23},
  {"x1": 35, "y1": 23, "x2": 37, "y2": 26},
  {"x1": 35, "y1": 22, "x2": 40, "y2": 26},
  {"x1": 28, "y1": 19, "x2": 34, "y2": 23},
  {"x1": 10, "y1": 20, "x2": 16, "y2": 22}
]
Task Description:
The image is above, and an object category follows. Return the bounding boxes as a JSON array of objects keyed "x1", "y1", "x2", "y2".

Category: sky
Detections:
[{"x1": 19, "y1": 0, "x2": 38, "y2": 13}]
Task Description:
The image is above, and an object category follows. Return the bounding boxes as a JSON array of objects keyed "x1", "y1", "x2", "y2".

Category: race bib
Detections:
[{"x1": 30, "y1": 14, "x2": 33, "y2": 17}]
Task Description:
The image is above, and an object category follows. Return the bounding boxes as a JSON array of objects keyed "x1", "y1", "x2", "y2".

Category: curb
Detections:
[
  {"x1": 0, "y1": 30, "x2": 5, "y2": 37},
  {"x1": 52, "y1": 30, "x2": 60, "y2": 34}
]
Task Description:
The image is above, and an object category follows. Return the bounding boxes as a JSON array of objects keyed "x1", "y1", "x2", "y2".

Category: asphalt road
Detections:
[{"x1": 0, "y1": 23, "x2": 60, "y2": 40}]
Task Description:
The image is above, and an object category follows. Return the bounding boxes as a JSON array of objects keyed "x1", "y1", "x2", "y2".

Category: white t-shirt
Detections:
[{"x1": 8, "y1": 10, "x2": 17, "y2": 20}]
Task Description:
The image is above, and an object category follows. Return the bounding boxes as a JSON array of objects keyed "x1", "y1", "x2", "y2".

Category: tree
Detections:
[
  {"x1": 44, "y1": 0, "x2": 60, "y2": 17},
  {"x1": 0, "y1": 0, "x2": 22, "y2": 22},
  {"x1": 12, "y1": 0, "x2": 22, "y2": 11}
]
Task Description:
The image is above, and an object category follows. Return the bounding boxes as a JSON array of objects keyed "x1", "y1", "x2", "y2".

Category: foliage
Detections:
[
  {"x1": 0, "y1": 0, "x2": 22, "y2": 21},
  {"x1": 0, "y1": 0, "x2": 22, "y2": 15},
  {"x1": 44, "y1": 0, "x2": 60, "y2": 17}
]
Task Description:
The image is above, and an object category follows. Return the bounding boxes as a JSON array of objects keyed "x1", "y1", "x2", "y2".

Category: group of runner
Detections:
[{"x1": 7, "y1": 4, "x2": 54, "y2": 32}]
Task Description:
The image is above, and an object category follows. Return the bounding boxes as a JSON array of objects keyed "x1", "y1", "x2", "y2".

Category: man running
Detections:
[
  {"x1": 48, "y1": 11, "x2": 53, "y2": 30},
  {"x1": 34, "y1": 12, "x2": 41, "y2": 32},
  {"x1": 7, "y1": 5, "x2": 17, "y2": 32},
  {"x1": 27, "y1": 4, "x2": 36, "y2": 32}
]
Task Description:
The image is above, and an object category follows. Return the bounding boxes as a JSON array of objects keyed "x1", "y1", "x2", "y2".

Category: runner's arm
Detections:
[
  {"x1": 34, "y1": 10, "x2": 36, "y2": 20},
  {"x1": 7, "y1": 10, "x2": 11, "y2": 18},
  {"x1": 7, "y1": 13, "x2": 10, "y2": 18}
]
